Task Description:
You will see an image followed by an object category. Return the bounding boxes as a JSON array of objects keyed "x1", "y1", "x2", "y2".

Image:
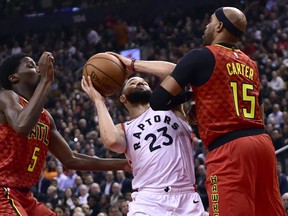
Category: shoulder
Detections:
[
  {"x1": 45, "y1": 109, "x2": 56, "y2": 129},
  {"x1": 171, "y1": 105, "x2": 188, "y2": 123},
  {"x1": 0, "y1": 90, "x2": 19, "y2": 109},
  {"x1": 184, "y1": 47, "x2": 214, "y2": 60},
  {"x1": 177, "y1": 47, "x2": 215, "y2": 71},
  {"x1": 0, "y1": 90, "x2": 18, "y2": 99}
]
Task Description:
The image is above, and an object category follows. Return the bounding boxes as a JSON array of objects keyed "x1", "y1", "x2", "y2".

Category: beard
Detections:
[{"x1": 125, "y1": 90, "x2": 152, "y2": 105}]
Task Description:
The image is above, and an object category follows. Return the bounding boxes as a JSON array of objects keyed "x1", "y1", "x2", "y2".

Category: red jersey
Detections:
[
  {"x1": 193, "y1": 44, "x2": 264, "y2": 148},
  {"x1": 0, "y1": 96, "x2": 50, "y2": 188}
]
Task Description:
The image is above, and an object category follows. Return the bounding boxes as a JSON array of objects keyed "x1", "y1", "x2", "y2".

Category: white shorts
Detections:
[{"x1": 127, "y1": 186, "x2": 205, "y2": 216}]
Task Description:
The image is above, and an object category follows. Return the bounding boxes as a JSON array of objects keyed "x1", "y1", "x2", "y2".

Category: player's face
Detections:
[
  {"x1": 123, "y1": 77, "x2": 152, "y2": 104},
  {"x1": 203, "y1": 14, "x2": 218, "y2": 46},
  {"x1": 16, "y1": 57, "x2": 40, "y2": 89}
]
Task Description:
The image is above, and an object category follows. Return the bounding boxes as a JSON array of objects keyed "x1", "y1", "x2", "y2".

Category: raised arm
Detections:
[
  {"x1": 108, "y1": 52, "x2": 176, "y2": 80},
  {"x1": 81, "y1": 76, "x2": 127, "y2": 154}
]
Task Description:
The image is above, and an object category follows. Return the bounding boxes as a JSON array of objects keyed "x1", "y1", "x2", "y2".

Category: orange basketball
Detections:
[{"x1": 82, "y1": 53, "x2": 127, "y2": 96}]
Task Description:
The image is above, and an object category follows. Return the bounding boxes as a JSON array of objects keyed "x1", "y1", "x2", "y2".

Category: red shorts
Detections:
[
  {"x1": 0, "y1": 187, "x2": 56, "y2": 216},
  {"x1": 205, "y1": 134, "x2": 285, "y2": 216}
]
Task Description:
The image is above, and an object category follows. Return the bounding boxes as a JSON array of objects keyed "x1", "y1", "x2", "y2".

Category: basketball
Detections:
[{"x1": 82, "y1": 53, "x2": 127, "y2": 96}]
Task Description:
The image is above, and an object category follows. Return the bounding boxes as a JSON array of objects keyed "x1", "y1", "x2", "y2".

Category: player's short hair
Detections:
[{"x1": 0, "y1": 53, "x2": 28, "y2": 90}]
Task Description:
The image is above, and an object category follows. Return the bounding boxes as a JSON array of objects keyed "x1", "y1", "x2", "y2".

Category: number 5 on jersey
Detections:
[{"x1": 27, "y1": 147, "x2": 40, "y2": 172}]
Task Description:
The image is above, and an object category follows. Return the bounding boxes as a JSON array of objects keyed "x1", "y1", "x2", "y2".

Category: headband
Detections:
[{"x1": 215, "y1": 7, "x2": 243, "y2": 38}]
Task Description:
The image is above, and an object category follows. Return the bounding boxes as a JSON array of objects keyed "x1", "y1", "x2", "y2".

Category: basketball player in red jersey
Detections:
[
  {"x1": 0, "y1": 52, "x2": 129, "y2": 216},
  {"x1": 111, "y1": 7, "x2": 285, "y2": 216}
]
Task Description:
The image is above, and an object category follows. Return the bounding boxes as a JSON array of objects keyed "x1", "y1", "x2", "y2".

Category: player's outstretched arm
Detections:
[
  {"x1": 48, "y1": 113, "x2": 130, "y2": 172},
  {"x1": 108, "y1": 52, "x2": 176, "y2": 80},
  {"x1": 81, "y1": 76, "x2": 127, "y2": 153}
]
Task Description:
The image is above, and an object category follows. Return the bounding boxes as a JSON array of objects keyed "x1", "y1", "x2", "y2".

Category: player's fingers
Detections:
[
  {"x1": 81, "y1": 78, "x2": 86, "y2": 89},
  {"x1": 87, "y1": 76, "x2": 93, "y2": 87},
  {"x1": 82, "y1": 76, "x2": 89, "y2": 88},
  {"x1": 106, "y1": 51, "x2": 118, "y2": 57}
]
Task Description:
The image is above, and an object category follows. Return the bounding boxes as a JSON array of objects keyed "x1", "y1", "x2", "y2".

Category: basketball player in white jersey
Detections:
[{"x1": 81, "y1": 76, "x2": 205, "y2": 215}]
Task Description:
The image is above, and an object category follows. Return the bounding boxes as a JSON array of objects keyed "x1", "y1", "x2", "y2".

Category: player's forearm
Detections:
[
  {"x1": 134, "y1": 60, "x2": 176, "y2": 80},
  {"x1": 14, "y1": 81, "x2": 52, "y2": 135},
  {"x1": 67, "y1": 153, "x2": 127, "y2": 171},
  {"x1": 94, "y1": 100, "x2": 126, "y2": 153}
]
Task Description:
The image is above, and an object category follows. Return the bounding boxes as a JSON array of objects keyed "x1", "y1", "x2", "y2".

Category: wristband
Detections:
[{"x1": 131, "y1": 58, "x2": 136, "y2": 72}]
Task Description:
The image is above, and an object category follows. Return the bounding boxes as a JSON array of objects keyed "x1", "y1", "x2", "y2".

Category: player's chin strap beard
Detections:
[{"x1": 215, "y1": 7, "x2": 243, "y2": 38}]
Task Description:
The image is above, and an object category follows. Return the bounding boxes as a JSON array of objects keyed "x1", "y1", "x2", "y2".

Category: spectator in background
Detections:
[
  {"x1": 11, "y1": 41, "x2": 22, "y2": 54},
  {"x1": 40, "y1": 160, "x2": 58, "y2": 193},
  {"x1": 99, "y1": 194, "x2": 111, "y2": 214},
  {"x1": 277, "y1": 161, "x2": 288, "y2": 195},
  {"x1": 43, "y1": 160, "x2": 58, "y2": 181},
  {"x1": 61, "y1": 187, "x2": 77, "y2": 211},
  {"x1": 46, "y1": 185, "x2": 61, "y2": 209},
  {"x1": 110, "y1": 182, "x2": 124, "y2": 205},
  {"x1": 83, "y1": 173, "x2": 95, "y2": 189},
  {"x1": 101, "y1": 171, "x2": 116, "y2": 196},
  {"x1": 73, "y1": 207, "x2": 85, "y2": 216},
  {"x1": 119, "y1": 200, "x2": 129, "y2": 216},
  {"x1": 87, "y1": 194, "x2": 101, "y2": 216},
  {"x1": 74, "y1": 175, "x2": 84, "y2": 197},
  {"x1": 108, "y1": 204, "x2": 122, "y2": 216},
  {"x1": 261, "y1": 74, "x2": 272, "y2": 98},
  {"x1": 81, "y1": 203, "x2": 91, "y2": 216},
  {"x1": 115, "y1": 170, "x2": 132, "y2": 196},
  {"x1": 267, "y1": 104, "x2": 283, "y2": 128},
  {"x1": 269, "y1": 70, "x2": 286, "y2": 96},
  {"x1": 282, "y1": 192, "x2": 288, "y2": 216},
  {"x1": 78, "y1": 184, "x2": 90, "y2": 205},
  {"x1": 97, "y1": 213, "x2": 108, "y2": 216},
  {"x1": 54, "y1": 204, "x2": 66, "y2": 216},
  {"x1": 55, "y1": 164, "x2": 69, "y2": 191},
  {"x1": 89, "y1": 182, "x2": 102, "y2": 198},
  {"x1": 63, "y1": 170, "x2": 80, "y2": 190},
  {"x1": 87, "y1": 27, "x2": 101, "y2": 46}
]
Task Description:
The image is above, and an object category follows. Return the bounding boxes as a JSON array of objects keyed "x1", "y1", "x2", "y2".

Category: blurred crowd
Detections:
[
  {"x1": 0, "y1": 0, "x2": 138, "y2": 18},
  {"x1": 1, "y1": 0, "x2": 288, "y2": 215}
]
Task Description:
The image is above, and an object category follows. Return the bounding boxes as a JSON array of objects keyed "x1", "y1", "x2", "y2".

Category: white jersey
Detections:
[{"x1": 123, "y1": 107, "x2": 196, "y2": 190}]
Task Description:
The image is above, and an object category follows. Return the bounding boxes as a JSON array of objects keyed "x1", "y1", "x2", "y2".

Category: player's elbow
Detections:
[
  {"x1": 102, "y1": 137, "x2": 126, "y2": 154},
  {"x1": 58, "y1": 154, "x2": 77, "y2": 170},
  {"x1": 150, "y1": 99, "x2": 164, "y2": 111},
  {"x1": 150, "y1": 86, "x2": 173, "y2": 111}
]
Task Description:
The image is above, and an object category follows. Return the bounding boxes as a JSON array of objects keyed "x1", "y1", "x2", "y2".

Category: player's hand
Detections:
[
  {"x1": 106, "y1": 52, "x2": 134, "y2": 76},
  {"x1": 81, "y1": 76, "x2": 105, "y2": 102},
  {"x1": 38, "y1": 51, "x2": 55, "y2": 83}
]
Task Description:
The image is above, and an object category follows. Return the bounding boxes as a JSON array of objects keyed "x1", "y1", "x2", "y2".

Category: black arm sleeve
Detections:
[
  {"x1": 150, "y1": 47, "x2": 215, "y2": 111},
  {"x1": 150, "y1": 86, "x2": 192, "y2": 111},
  {"x1": 171, "y1": 47, "x2": 215, "y2": 87}
]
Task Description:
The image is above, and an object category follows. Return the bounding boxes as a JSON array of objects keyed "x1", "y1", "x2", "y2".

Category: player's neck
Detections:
[{"x1": 128, "y1": 104, "x2": 150, "y2": 119}]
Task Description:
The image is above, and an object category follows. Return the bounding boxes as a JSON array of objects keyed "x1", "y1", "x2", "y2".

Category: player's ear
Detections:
[
  {"x1": 8, "y1": 74, "x2": 20, "y2": 84},
  {"x1": 119, "y1": 94, "x2": 126, "y2": 103},
  {"x1": 216, "y1": 21, "x2": 224, "y2": 33}
]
